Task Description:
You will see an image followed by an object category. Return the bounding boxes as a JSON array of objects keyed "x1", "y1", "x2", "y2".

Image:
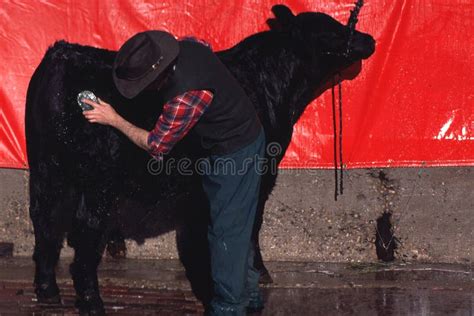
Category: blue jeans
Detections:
[{"x1": 202, "y1": 127, "x2": 265, "y2": 316}]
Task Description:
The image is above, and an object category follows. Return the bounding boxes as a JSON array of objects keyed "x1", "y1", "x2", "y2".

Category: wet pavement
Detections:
[{"x1": 0, "y1": 258, "x2": 472, "y2": 315}]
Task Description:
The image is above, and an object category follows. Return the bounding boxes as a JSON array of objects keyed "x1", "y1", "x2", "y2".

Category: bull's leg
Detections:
[
  {"x1": 252, "y1": 164, "x2": 281, "y2": 284},
  {"x1": 31, "y1": 221, "x2": 64, "y2": 303},
  {"x1": 68, "y1": 192, "x2": 109, "y2": 316},
  {"x1": 68, "y1": 221, "x2": 107, "y2": 315},
  {"x1": 29, "y1": 168, "x2": 70, "y2": 303},
  {"x1": 252, "y1": 141, "x2": 287, "y2": 284},
  {"x1": 251, "y1": 198, "x2": 273, "y2": 284}
]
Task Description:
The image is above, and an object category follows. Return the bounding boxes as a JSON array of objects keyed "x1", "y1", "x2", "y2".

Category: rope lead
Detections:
[{"x1": 332, "y1": 78, "x2": 344, "y2": 201}]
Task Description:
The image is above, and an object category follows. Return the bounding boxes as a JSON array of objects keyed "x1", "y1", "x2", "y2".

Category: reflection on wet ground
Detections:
[
  {"x1": 0, "y1": 258, "x2": 471, "y2": 315},
  {"x1": 263, "y1": 287, "x2": 472, "y2": 315}
]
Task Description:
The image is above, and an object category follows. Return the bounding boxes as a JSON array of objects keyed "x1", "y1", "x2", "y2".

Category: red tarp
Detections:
[{"x1": 0, "y1": 0, "x2": 472, "y2": 169}]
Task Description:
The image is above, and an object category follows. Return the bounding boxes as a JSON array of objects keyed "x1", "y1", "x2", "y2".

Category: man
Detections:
[{"x1": 82, "y1": 30, "x2": 265, "y2": 315}]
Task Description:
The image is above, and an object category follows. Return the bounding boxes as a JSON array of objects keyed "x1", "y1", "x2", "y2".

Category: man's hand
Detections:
[{"x1": 82, "y1": 98, "x2": 121, "y2": 127}]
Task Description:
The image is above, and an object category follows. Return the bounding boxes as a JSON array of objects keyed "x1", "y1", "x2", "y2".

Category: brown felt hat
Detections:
[{"x1": 113, "y1": 31, "x2": 179, "y2": 99}]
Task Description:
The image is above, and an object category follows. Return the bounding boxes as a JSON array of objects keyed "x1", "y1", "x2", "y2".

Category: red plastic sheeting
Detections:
[{"x1": 0, "y1": 1, "x2": 473, "y2": 169}]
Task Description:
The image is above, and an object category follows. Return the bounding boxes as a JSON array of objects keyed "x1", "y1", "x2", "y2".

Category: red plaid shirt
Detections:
[
  {"x1": 147, "y1": 36, "x2": 214, "y2": 159},
  {"x1": 147, "y1": 90, "x2": 213, "y2": 158}
]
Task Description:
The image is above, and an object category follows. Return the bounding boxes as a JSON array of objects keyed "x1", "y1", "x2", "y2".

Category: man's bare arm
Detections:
[
  {"x1": 112, "y1": 116, "x2": 149, "y2": 151},
  {"x1": 82, "y1": 98, "x2": 150, "y2": 151}
]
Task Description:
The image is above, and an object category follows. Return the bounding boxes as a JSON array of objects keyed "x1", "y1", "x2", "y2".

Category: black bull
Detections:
[{"x1": 25, "y1": 5, "x2": 375, "y2": 314}]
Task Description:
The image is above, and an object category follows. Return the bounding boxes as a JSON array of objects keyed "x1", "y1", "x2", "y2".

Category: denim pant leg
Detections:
[{"x1": 203, "y1": 128, "x2": 265, "y2": 316}]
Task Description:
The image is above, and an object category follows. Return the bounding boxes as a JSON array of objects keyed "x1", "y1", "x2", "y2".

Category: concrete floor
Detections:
[{"x1": 0, "y1": 258, "x2": 472, "y2": 315}]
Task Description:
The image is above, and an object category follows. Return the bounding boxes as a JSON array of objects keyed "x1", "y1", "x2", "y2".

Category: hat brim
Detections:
[{"x1": 113, "y1": 31, "x2": 179, "y2": 99}]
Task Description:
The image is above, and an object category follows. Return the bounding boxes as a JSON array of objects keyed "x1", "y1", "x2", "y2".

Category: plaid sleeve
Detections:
[{"x1": 147, "y1": 90, "x2": 214, "y2": 159}]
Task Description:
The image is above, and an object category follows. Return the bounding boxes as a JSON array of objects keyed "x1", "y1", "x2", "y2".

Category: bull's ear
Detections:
[{"x1": 271, "y1": 5, "x2": 295, "y2": 26}]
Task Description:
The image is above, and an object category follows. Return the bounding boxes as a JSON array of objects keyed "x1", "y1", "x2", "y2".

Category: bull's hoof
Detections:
[
  {"x1": 35, "y1": 282, "x2": 61, "y2": 304},
  {"x1": 75, "y1": 293, "x2": 105, "y2": 316}
]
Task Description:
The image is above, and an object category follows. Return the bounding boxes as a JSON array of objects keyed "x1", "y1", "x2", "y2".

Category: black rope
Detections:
[
  {"x1": 345, "y1": 0, "x2": 364, "y2": 57},
  {"x1": 338, "y1": 80, "x2": 343, "y2": 195},
  {"x1": 332, "y1": 77, "x2": 344, "y2": 201},
  {"x1": 331, "y1": 84, "x2": 338, "y2": 201},
  {"x1": 329, "y1": 0, "x2": 364, "y2": 201}
]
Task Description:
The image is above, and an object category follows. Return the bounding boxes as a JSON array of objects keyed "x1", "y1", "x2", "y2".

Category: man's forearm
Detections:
[{"x1": 112, "y1": 115, "x2": 150, "y2": 151}]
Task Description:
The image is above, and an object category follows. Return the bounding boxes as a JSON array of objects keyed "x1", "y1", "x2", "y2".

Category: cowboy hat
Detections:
[{"x1": 113, "y1": 30, "x2": 179, "y2": 99}]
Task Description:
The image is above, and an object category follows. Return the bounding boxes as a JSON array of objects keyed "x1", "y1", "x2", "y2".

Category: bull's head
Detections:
[
  {"x1": 266, "y1": 3, "x2": 375, "y2": 200},
  {"x1": 267, "y1": 4, "x2": 375, "y2": 81}
]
